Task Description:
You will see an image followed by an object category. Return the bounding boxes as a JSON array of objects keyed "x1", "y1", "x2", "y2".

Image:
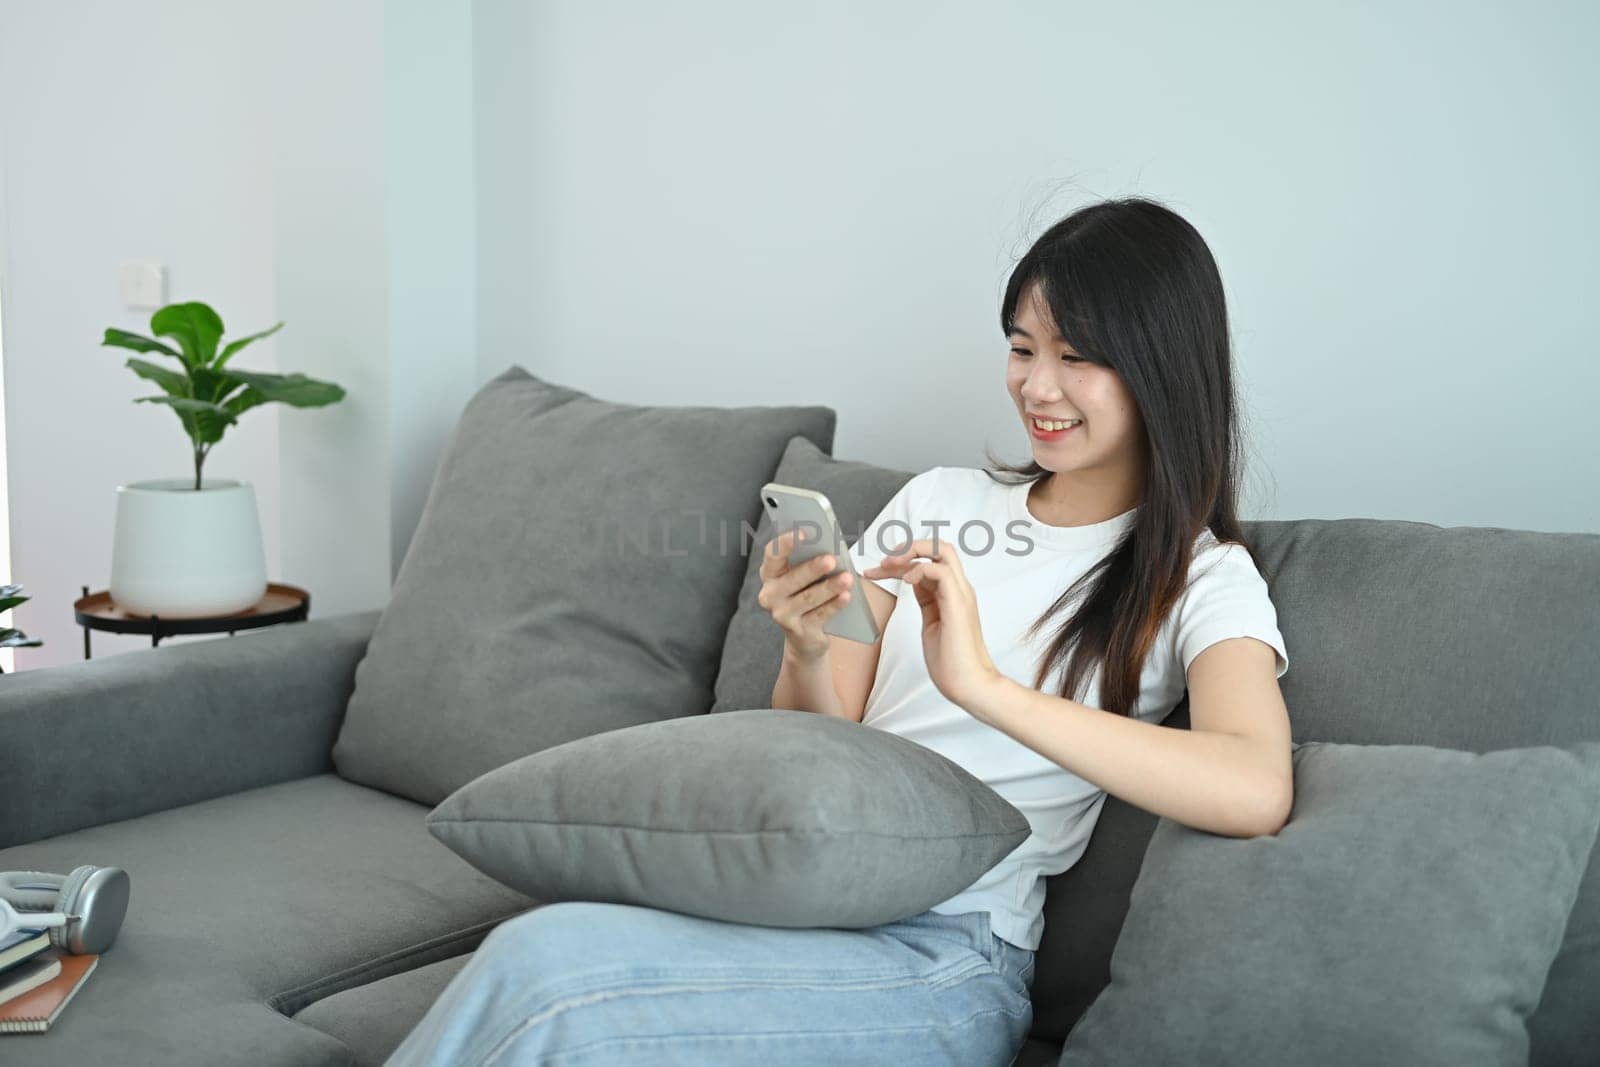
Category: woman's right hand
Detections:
[{"x1": 757, "y1": 527, "x2": 856, "y2": 661}]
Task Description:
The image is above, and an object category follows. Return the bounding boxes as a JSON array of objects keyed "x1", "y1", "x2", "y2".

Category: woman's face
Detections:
[{"x1": 1005, "y1": 283, "x2": 1147, "y2": 485}]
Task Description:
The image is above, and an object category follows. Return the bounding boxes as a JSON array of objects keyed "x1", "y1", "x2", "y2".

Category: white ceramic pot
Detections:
[{"x1": 110, "y1": 478, "x2": 268, "y2": 618}]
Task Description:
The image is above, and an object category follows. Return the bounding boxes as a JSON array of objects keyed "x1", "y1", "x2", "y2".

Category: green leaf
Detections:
[
  {"x1": 0, "y1": 629, "x2": 44, "y2": 649},
  {"x1": 216, "y1": 322, "x2": 284, "y2": 369},
  {"x1": 103, "y1": 328, "x2": 182, "y2": 360},
  {"x1": 186, "y1": 367, "x2": 239, "y2": 442},
  {"x1": 125, "y1": 358, "x2": 190, "y2": 397},
  {"x1": 220, "y1": 368, "x2": 346, "y2": 408},
  {"x1": 133, "y1": 396, "x2": 230, "y2": 417},
  {"x1": 191, "y1": 410, "x2": 234, "y2": 445},
  {"x1": 223, "y1": 386, "x2": 271, "y2": 419},
  {"x1": 151, "y1": 302, "x2": 225, "y2": 367},
  {"x1": 134, "y1": 395, "x2": 238, "y2": 446},
  {"x1": 0, "y1": 596, "x2": 28, "y2": 614},
  {"x1": 189, "y1": 365, "x2": 226, "y2": 403}
]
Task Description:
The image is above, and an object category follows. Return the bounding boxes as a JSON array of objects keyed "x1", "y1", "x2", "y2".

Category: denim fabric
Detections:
[{"x1": 384, "y1": 901, "x2": 1037, "y2": 1066}]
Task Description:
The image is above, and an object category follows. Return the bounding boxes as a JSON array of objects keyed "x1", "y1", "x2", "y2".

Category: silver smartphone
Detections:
[{"x1": 759, "y1": 482, "x2": 883, "y2": 645}]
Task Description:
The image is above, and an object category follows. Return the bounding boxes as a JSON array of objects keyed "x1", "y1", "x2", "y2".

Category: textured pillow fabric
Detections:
[
  {"x1": 1059, "y1": 740, "x2": 1600, "y2": 1067},
  {"x1": 333, "y1": 366, "x2": 837, "y2": 806},
  {"x1": 711, "y1": 435, "x2": 914, "y2": 715},
  {"x1": 425, "y1": 707, "x2": 1032, "y2": 929},
  {"x1": 1029, "y1": 522, "x2": 1600, "y2": 1057}
]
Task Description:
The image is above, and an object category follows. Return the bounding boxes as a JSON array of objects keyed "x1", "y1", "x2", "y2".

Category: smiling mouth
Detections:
[{"x1": 1030, "y1": 417, "x2": 1082, "y2": 440}]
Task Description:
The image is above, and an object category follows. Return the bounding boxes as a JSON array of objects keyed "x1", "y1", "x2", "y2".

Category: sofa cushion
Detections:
[
  {"x1": 293, "y1": 953, "x2": 472, "y2": 1066},
  {"x1": 1058, "y1": 740, "x2": 1600, "y2": 1067},
  {"x1": 425, "y1": 707, "x2": 1032, "y2": 929},
  {"x1": 711, "y1": 435, "x2": 913, "y2": 714},
  {"x1": 332, "y1": 365, "x2": 837, "y2": 807},
  {"x1": 1033, "y1": 521, "x2": 1600, "y2": 1066},
  {"x1": 0, "y1": 774, "x2": 536, "y2": 1067}
]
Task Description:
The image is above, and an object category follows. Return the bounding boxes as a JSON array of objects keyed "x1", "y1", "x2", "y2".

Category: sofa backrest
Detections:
[
  {"x1": 1034, "y1": 519, "x2": 1600, "y2": 1064},
  {"x1": 710, "y1": 447, "x2": 1600, "y2": 1060},
  {"x1": 331, "y1": 365, "x2": 837, "y2": 806},
  {"x1": 710, "y1": 436, "x2": 915, "y2": 715}
]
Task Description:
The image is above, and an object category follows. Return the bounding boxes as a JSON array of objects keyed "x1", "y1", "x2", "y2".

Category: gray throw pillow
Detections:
[
  {"x1": 1059, "y1": 740, "x2": 1600, "y2": 1067},
  {"x1": 333, "y1": 366, "x2": 837, "y2": 806},
  {"x1": 425, "y1": 707, "x2": 1032, "y2": 929},
  {"x1": 710, "y1": 435, "x2": 914, "y2": 715}
]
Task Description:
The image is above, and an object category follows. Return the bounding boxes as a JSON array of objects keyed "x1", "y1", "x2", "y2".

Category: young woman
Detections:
[{"x1": 384, "y1": 196, "x2": 1292, "y2": 1066}]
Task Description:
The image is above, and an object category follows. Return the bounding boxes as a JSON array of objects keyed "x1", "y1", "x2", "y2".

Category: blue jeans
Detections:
[{"x1": 384, "y1": 901, "x2": 1037, "y2": 1066}]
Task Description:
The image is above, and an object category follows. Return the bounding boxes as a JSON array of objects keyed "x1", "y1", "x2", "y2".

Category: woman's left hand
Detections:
[{"x1": 863, "y1": 537, "x2": 1003, "y2": 713}]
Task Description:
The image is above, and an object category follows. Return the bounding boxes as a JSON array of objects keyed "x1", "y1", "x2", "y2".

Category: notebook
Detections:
[
  {"x1": 0, "y1": 928, "x2": 52, "y2": 973},
  {"x1": 0, "y1": 950, "x2": 98, "y2": 1033},
  {"x1": 0, "y1": 955, "x2": 61, "y2": 1009}
]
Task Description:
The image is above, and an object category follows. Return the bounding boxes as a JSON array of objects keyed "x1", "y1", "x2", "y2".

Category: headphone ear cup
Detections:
[
  {"x1": 52, "y1": 866, "x2": 97, "y2": 952},
  {"x1": 55, "y1": 865, "x2": 130, "y2": 956},
  {"x1": 0, "y1": 866, "x2": 131, "y2": 955}
]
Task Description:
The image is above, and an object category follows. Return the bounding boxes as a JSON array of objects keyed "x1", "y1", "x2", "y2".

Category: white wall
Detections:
[
  {"x1": 472, "y1": 0, "x2": 1599, "y2": 533},
  {"x1": 0, "y1": 1, "x2": 283, "y2": 669},
  {"x1": 387, "y1": 0, "x2": 479, "y2": 573},
  {"x1": 0, "y1": 0, "x2": 477, "y2": 669},
  {"x1": 0, "y1": 212, "x2": 12, "y2": 673},
  {"x1": 4, "y1": 0, "x2": 1596, "y2": 670}
]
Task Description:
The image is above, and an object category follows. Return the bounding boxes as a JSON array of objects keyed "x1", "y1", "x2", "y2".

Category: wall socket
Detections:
[{"x1": 118, "y1": 260, "x2": 167, "y2": 310}]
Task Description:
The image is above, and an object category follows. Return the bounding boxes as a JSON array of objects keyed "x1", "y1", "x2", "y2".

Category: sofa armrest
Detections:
[{"x1": 0, "y1": 609, "x2": 381, "y2": 849}]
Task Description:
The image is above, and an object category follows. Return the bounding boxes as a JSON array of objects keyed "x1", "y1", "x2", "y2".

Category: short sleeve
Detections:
[
  {"x1": 1172, "y1": 542, "x2": 1289, "y2": 679},
  {"x1": 845, "y1": 471, "x2": 926, "y2": 599}
]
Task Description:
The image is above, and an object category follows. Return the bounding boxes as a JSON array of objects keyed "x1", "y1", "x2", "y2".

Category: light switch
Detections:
[{"x1": 118, "y1": 260, "x2": 167, "y2": 310}]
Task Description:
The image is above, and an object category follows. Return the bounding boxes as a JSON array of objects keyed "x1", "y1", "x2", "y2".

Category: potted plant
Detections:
[
  {"x1": 100, "y1": 301, "x2": 345, "y2": 618},
  {"x1": 0, "y1": 584, "x2": 42, "y2": 674}
]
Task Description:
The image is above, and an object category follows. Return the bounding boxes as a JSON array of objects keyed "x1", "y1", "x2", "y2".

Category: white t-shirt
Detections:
[{"x1": 844, "y1": 466, "x2": 1289, "y2": 951}]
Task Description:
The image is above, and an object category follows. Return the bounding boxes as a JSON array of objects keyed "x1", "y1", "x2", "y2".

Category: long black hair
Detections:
[{"x1": 983, "y1": 196, "x2": 1264, "y2": 717}]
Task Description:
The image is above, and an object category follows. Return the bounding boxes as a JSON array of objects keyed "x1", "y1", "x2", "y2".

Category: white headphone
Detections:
[
  {"x1": 0, "y1": 866, "x2": 129, "y2": 956},
  {"x1": 1, "y1": 894, "x2": 68, "y2": 940}
]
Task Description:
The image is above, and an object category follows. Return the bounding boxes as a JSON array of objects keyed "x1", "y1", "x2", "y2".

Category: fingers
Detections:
[
  {"x1": 878, "y1": 537, "x2": 954, "y2": 563},
  {"x1": 902, "y1": 561, "x2": 942, "y2": 593},
  {"x1": 758, "y1": 528, "x2": 797, "y2": 580},
  {"x1": 759, "y1": 527, "x2": 840, "y2": 578},
  {"x1": 757, "y1": 550, "x2": 849, "y2": 611},
  {"x1": 756, "y1": 527, "x2": 857, "y2": 656},
  {"x1": 774, "y1": 569, "x2": 853, "y2": 625},
  {"x1": 873, "y1": 538, "x2": 968, "y2": 584},
  {"x1": 796, "y1": 584, "x2": 852, "y2": 627},
  {"x1": 770, "y1": 574, "x2": 853, "y2": 640}
]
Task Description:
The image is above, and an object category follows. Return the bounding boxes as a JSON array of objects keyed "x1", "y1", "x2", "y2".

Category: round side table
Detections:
[{"x1": 73, "y1": 583, "x2": 311, "y2": 659}]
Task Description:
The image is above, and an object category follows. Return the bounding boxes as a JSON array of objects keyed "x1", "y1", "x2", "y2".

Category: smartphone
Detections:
[{"x1": 759, "y1": 482, "x2": 883, "y2": 645}]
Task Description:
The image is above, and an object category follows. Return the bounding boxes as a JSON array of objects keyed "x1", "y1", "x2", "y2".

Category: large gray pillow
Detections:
[
  {"x1": 711, "y1": 435, "x2": 914, "y2": 715},
  {"x1": 1059, "y1": 740, "x2": 1600, "y2": 1067},
  {"x1": 425, "y1": 707, "x2": 1032, "y2": 929},
  {"x1": 333, "y1": 366, "x2": 837, "y2": 806}
]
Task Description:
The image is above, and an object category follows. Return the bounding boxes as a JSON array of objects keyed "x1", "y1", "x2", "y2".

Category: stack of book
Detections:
[{"x1": 0, "y1": 922, "x2": 98, "y2": 1034}]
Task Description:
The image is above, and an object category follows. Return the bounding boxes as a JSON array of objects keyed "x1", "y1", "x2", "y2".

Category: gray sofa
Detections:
[{"x1": 3, "y1": 367, "x2": 1596, "y2": 1065}]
